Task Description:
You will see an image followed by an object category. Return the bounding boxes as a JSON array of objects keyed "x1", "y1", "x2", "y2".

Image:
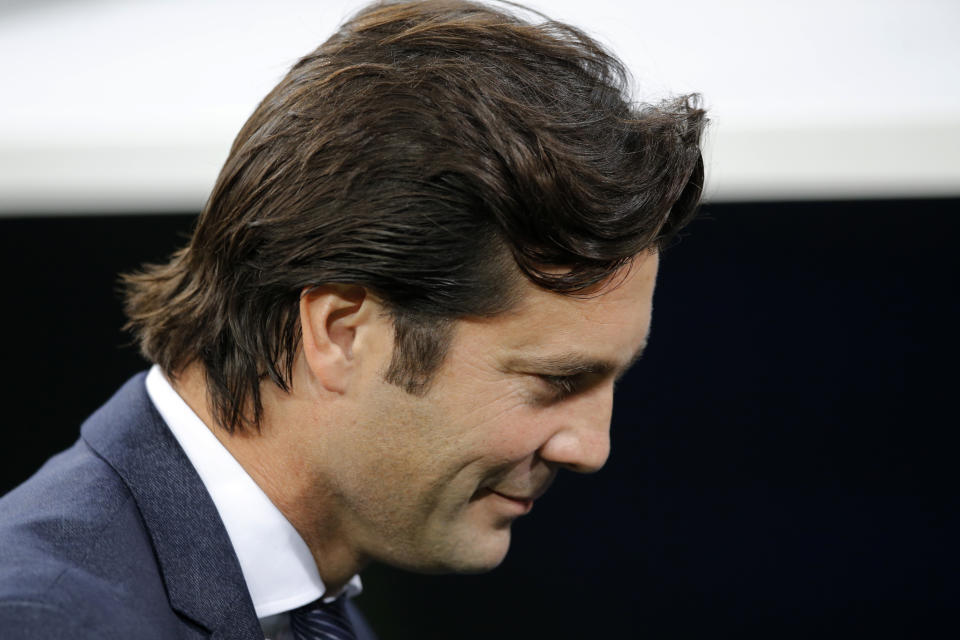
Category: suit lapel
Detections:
[{"x1": 81, "y1": 373, "x2": 263, "y2": 639}]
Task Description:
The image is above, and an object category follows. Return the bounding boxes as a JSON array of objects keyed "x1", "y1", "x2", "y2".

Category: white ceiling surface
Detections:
[{"x1": 1, "y1": 0, "x2": 958, "y2": 214}]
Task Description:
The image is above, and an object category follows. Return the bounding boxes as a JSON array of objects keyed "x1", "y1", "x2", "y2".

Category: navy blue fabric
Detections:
[
  {"x1": 0, "y1": 373, "x2": 377, "y2": 639},
  {"x1": 291, "y1": 596, "x2": 357, "y2": 640}
]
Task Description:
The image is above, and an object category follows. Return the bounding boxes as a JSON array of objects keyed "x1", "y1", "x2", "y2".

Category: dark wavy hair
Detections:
[{"x1": 123, "y1": 0, "x2": 707, "y2": 433}]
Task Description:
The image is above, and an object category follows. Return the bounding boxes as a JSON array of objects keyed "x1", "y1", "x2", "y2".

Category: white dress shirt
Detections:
[{"x1": 145, "y1": 365, "x2": 362, "y2": 639}]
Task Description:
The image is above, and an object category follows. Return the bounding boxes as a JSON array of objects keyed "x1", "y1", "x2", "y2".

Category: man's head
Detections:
[
  {"x1": 124, "y1": 0, "x2": 705, "y2": 437},
  {"x1": 289, "y1": 252, "x2": 660, "y2": 573}
]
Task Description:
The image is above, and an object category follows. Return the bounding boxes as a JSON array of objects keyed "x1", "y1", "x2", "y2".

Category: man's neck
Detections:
[{"x1": 168, "y1": 363, "x2": 367, "y2": 596}]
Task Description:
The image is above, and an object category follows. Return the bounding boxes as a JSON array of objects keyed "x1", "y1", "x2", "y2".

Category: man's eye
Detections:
[{"x1": 538, "y1": 374, "x2": 579, "y2": 399}]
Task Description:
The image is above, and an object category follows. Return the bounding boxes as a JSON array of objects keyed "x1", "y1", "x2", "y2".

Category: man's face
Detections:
[{"x1": 321, "y1": 252, "x2": 659, "y2": 573}]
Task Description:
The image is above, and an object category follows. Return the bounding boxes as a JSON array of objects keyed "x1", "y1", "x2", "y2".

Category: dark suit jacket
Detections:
[{"x1": 0, "y1": 373, "x2": 378, "y2": 639}]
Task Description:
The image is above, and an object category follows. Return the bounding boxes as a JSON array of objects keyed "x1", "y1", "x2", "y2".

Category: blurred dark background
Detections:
[{"x1": 1, "y1": 199, "x2": 956, "y2": 637}]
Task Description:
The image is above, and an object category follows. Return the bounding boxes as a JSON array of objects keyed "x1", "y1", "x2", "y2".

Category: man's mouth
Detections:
[
  {"x1": 488, "y1": 489, "x2": 534, "y2": 514},
  {"x1": 471, "y1": 482, "x2": 551, "y2": 515},
  {"x1": 491, "y1": 489, "x2": 534, "y2": 503}
]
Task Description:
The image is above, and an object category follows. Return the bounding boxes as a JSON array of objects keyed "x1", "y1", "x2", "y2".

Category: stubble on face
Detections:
[{"x1": 309, "y1": 253, "x2": 659, "y2": 576}]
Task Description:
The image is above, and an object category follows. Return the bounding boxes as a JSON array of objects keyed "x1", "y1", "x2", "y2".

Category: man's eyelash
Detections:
[{"x1": 539, "y1": 374, "x2": 579, "y2": 396}]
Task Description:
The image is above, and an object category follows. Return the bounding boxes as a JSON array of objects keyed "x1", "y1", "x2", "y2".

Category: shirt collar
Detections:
[{"x1": 144, "y1": 365, "x2": 362, "y2": 619}]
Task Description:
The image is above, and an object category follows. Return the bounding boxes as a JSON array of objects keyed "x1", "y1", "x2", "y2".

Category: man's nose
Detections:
[{"x1": 538, "y1": 385, "x2": 613, "y2": 474}]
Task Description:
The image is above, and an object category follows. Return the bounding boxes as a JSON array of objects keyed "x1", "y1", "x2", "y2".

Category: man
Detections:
[{"x1": 0, "y1": 0, "x2": 705, "y2": 637}]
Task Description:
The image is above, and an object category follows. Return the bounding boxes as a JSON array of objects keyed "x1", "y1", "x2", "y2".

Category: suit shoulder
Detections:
[
  {"x1": 0, "y1": 595, "x2": 188, "y2": 640},
  {"x1": 0, "y1": 440, "x2": 175, "y2": 631},
  {"x1": 0, "y1": 599, "x2": 86, "y2": 639},
  {"x1": 0, "y1": 438, "x2": 134, "y2": 575}
]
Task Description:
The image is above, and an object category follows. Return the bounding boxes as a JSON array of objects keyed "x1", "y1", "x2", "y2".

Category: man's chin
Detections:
[
  {"x1": 445, "y1": 547, "x2": 510, "y2": 574},
  {"x1": 413, "y1": 526, "x2": 513, "y2": 575},
  {"x1": 467, "y1": 522, "x2": 517, "y2": 568}
]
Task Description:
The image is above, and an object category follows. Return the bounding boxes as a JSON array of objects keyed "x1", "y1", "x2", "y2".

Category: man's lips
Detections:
[
  {"x1": 471, "y1": 475, "x2": 554, "y2": 516},
  {"x1": 474, "y1": 482, "x2": 551, "y2": 514},
  {"x1": 488, "y1": 490, "x2": 534, "y2": 514},
  {"x1": 491, "y1": 490, "x2": 535, "y2": 503},
  {"x1": 483, "y1": 475, "x2": 553, "y2": 503}
]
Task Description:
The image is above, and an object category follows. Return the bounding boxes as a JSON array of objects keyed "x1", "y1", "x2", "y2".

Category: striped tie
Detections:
[{"x1": 289, "y1": 596, "x2": 358, "y2": 640}]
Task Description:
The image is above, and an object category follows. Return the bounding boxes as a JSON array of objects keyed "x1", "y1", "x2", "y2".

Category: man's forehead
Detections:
[
  {"x1": 455, "y1": 254, "x2": 658, "y2": 366},
  {"x1": 508, "y1": 253, "x2": 658, "y2": 320}
]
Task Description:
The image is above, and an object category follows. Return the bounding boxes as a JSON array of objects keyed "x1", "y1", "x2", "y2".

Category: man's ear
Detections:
[{"x1": 299, "y1": 284, "x2": 373, "y2": 394}]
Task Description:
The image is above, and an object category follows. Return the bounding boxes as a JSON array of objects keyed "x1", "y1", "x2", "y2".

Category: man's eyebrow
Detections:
[{"x1": 506, "y1": 340, "x2": 648, "y2": 379}]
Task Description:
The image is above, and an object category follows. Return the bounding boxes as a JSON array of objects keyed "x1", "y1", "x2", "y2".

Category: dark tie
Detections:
[{"x1": 289, "y1": 596, "x2": 358, "y2": 640}]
